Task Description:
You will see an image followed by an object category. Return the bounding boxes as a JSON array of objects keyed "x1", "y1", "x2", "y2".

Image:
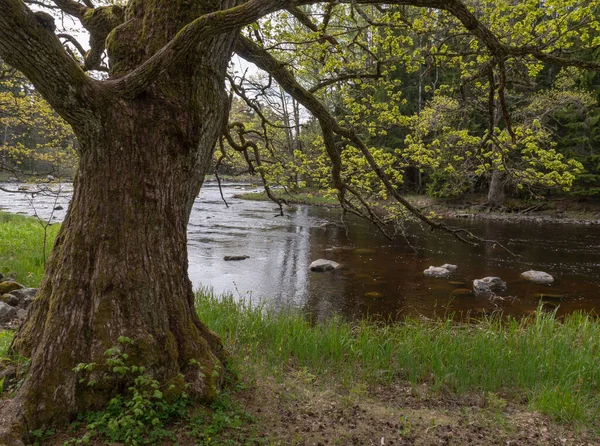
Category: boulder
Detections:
[
  {"x1": 20, "y1": 296, "x2": 34, "y2": 309},
  {"x1": 0, "y1": 293, "x2": 19, "y2": 307},
  {"x1": 0, "y1": 302, "x2": 17, "y2": 324},
  {"x1": 520, "y1": 270, "x2": 554, "y2": 285},
  {"x1": 47, "y1": 175, "x2": 55, "y2": 181},
  {"x1": 54, "y1": 205, "x2": 64, "y2": 211},
  {"x1": 473, "y1": 277, "x2": 507, "y2": 296},
  {"x1": 8, "y1": 288, "x2": 37, "y2": 308},
  {"x1": 0, "y1": 281, "x2": 23, "y2": 294},
  {"x1": 440, "y1": 264, "x2": 458, "y2": 273},
  {"x1": 423, "y1": 266, "x2": 451, "y2": 278},
  {"x1": 8, "y1": 288, "x2": 37, "y2": 300},
  {"x1": 310, "y1": 259, "x2": 341, "y2": 272},
  {"x1": 223, "y1": 255, "x2": 250, "y2": 261}
]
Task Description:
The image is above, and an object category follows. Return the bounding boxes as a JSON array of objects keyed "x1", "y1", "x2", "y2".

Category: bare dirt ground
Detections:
[
  {"x1": 218, "y1": 377, "x2": 598, "y2": 446},
  {"x1": 38, "y1": 373, "x2": 600, "y2": 445}
]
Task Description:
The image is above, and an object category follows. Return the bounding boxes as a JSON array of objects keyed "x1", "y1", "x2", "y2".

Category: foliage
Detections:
[
  {"x1": 68, "y1": 337, "x2": 189, "y2": 445},
  {"x1": 237, "y1": 188, "x2": 338, "y2": 206},
  {"x1": 226, "y1": 1, "x2": 600, "y2": 209},
  {"x1": 187, "y1": 387, "x2": 260, "y2": 445},
  {"x1": 0, "y1": 61, "x2": 77, "y2": 178}
]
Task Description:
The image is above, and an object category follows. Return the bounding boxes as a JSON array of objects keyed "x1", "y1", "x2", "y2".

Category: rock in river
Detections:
[
  {"x1": 473, "y1": 277, "x2": 507, "y2": 296},
  {"x1": 365, "y1": 291, "x2": 384, "y2": 298},
  {"x1": 520, "y1": 270, "x2": 554, "y2": 285},
  {"x1": 310, "y1": 259, "x2": 341, "y2": 272},
  {"x1": 354, "y1": 248, "x2": 377, "y2": 255},
  {"x1": 440, "y1": 263, "x2": 458, "y2": 272},
  {"x1": 423, "y1": 266, "x2": 452, "y2": 278},
  {"x1": 224, "y1": 255, "x2": 250, "y2": 261},
  {"x1": 451, "y1": 288, "x2": 473, "y2": 297}
]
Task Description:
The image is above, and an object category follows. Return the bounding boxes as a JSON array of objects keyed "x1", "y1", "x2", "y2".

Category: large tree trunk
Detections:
[
  {"x1": 0, "y1": 1, "x2": 238, "y2": 441},
  {"x1": 487, "y1": 169, "x2": 506, "y2": 209}
]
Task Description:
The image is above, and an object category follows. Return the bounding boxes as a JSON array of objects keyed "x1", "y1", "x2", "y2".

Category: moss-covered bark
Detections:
[{"x1": 0, "y1": 0, "x2": 238, "y2": 442}]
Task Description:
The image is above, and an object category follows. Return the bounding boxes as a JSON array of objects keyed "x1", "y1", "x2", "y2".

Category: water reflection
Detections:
[{"x1": 1, "y1": 182, "x2": 599, "y2": 321}]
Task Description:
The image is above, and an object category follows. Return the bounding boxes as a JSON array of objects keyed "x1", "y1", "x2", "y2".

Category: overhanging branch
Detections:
[
  {"x1": 105, "y1": 0, "x2": 291, "y2": 98},
  {"x1": 235, "y1": 35, "x2": 518, "y2": 252},
  {"x1": 0, "y1": 0, "x2": 96, "y2": 127}
]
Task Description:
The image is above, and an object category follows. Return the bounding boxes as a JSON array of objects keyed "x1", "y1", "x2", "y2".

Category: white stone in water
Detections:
[
  {"x1": 473, "y1": 277, "x2": 507, "y2": 296},
  {"x1": 440, "y1": 263, "x2": 458, "y2": 272},
  {"x1": 520, "y1": 270, "x2": 554, "y2": 285},
  {"x1": 309, "y1": 259, "x2": 341, "y2": 272},
  {"x1": 423, "y1": 266, "x2": 452, "y2": 278}
]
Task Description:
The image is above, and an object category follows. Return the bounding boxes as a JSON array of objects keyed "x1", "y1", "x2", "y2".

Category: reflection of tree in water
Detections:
[
  {"x1": 302, "y1": 218, "x2": 352, "y2": 324},
  {"x1": 267, "y1": 206, "x2": 311, "y2": 311}
]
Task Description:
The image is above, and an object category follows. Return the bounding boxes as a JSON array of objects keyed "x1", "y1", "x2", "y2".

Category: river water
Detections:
[{"x1": 1, "y1": 182, "x2": 599, "y2": 322}]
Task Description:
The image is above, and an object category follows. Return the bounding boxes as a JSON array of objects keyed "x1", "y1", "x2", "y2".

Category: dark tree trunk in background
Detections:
[
  {"x1": 0, "y1": 0, "x2": 239, "y2": 440},
  {"x1": 487, "y1": 169, "x2": 506, "y2": 208}
]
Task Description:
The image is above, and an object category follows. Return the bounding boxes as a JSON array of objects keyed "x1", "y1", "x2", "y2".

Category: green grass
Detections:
[
  {"x1": 0, "y1": 330, "x2": 12, "y2": 357},
  {"x1": 236, "y1": 188, "x2": 339, "y2": 206},
  {"x1": 196, "y1": 289, "x2": 600, "y2": 427},
  {"x1": 0, "y1": 212, "x2": 60, "y2": 287}
]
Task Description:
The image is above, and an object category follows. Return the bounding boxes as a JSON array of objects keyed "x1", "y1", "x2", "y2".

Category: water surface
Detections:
[{"x1": 1, "y1": 182, "x2": 599, "y2": 322}]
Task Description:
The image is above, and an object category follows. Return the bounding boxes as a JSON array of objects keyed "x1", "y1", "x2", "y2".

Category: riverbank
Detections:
[
  {"x1": 1, "y1": 212, "x2": 599, "y2": 444},
  {"x1": 2, "y1": 293, "x2": 600, "y2": 444},
  {"x1": 234, "y1": 188, "x2": 339, "y2": 207},
  {"x1": 237, "y1": 189, "x2": 600, "y2": 225}
]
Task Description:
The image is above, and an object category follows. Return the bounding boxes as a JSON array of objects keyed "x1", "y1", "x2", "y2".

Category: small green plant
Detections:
[
  {"x1": 187, "y1": 390, "x2": 259, "y2": 445},
  {"x1": 29, "y1": 427, "x2": 56, "y2": 446},
  {"x1": 68, "y1": 337, "x2": 189, "y2": 445}
]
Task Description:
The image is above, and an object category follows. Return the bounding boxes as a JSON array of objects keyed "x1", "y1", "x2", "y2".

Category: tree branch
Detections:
[
  {"x1": 0, "y1": 0, "x2": 96, "y2": 127},
  {"x1": 105, "y1": 0, "x2": 290, "y2": 98},
  {"x1": 235, "y1": 35, "x2": 518, "y2": 251}
]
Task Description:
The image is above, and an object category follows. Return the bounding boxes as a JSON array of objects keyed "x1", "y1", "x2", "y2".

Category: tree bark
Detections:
[
  {"x1": 487, "y1": 169, "x2": 506, "y2": 208},
  {"x1": 0, "y1": 0, "x2": 238, "y2": 441}
]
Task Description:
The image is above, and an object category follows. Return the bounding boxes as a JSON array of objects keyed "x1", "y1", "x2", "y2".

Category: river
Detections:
[{"x1": 1, "y1": 182, "x2": 599, "y2": 322}]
